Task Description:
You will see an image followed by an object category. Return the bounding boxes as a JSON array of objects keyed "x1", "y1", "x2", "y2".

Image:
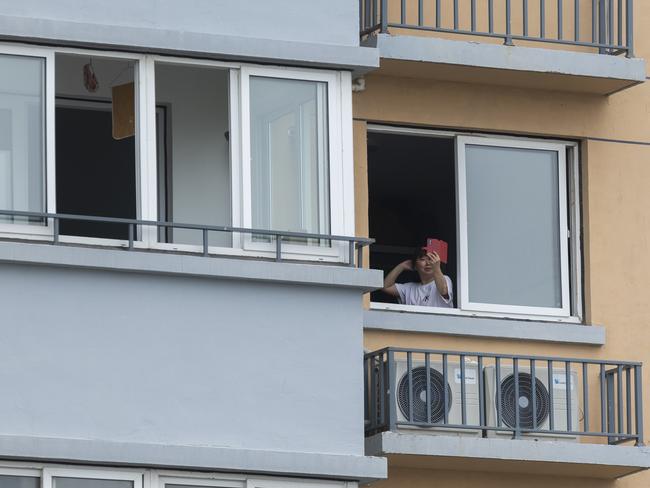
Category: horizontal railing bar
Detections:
[
  {"x1": 393, "y1": 421, "x2": 639, "y2": 438},
  {"x1": 365, "y1": 347, "x2": 641, "y2": 367},
  {"x1": 383, "y1": 23, "x2": 628, "y2": 52},
  {"x1": 0, "y1": 209, "x2": 374, "y2": 246}
]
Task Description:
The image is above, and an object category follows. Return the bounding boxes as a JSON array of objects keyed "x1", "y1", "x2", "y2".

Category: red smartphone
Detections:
[{"x1": 423, "y1": 238, "x2": 448, "y2": 264}]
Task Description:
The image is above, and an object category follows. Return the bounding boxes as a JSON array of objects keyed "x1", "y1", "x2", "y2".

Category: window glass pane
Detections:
[
  {"x1": 155, "y1": 63, "x2": 231, "y2": 246},
  {"x1": 250, "y1": 76, "x2": 330, "y2": 243},
  {"x1": 465, "y1": 144, "x2": 562, "y2": 308},
  {"x1": 0, "y1": 54, "x2": 45, "y2": 225},
  {"x1": 0, "y1": 476, "x2": 40, "y2": 488},
  {"x1": 53, "y1": 478, "x2": 132, "y2": 488}
]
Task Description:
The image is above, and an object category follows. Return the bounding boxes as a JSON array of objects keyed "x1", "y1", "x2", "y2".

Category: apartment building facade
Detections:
[{"x1": 0, "y1": 1, "x2": 649, "y2": 488}]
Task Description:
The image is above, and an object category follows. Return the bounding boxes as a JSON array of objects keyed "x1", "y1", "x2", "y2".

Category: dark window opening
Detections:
[
  {"x1": 368, "y1": 131, "x2": 457, "y2": 306},
  {"x1": 56, "y1": 100, "x2": 136, "y2": 239}
]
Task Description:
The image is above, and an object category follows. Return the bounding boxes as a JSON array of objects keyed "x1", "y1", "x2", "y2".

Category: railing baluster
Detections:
[
  {"x1": 600, "y1": 364, "x2": 607, "y2": 433},
  {"x1": 365, "y1": 0, "x2": 371, "y2": 31},
  {"x1": 541, "y1": 0, "x2": 546, "y2": 38},
  {"x1": 599, "y1": 0, "x2": 607, "y2": 53},
  {"x1": 523, "y1": 0, "x2": 528, "y2": 37},
  {"x1": 634, "y1": 365, "x2": 643, "y2": 445},
  {"x1": 454, "y1": 0, "x2": 459, "y2": 30},
  {"x1": 478, "y1": 356, "x2": 485, "y2": 427},
  {"x1": 548, "y1": 360, "x2": 555, "y2": 431},
  {"x1": 436, "y1": 0, "x2": 441, "y2": 29},
  {"x1": 505, "y1": 0, "x2": 513, "y2": 45},
  {"x1": 575, "y1": 0, "x2": 580, "y2": 41},
  {"x1": 460, "y1": 355, "x2": 467, "y2": 425},
  {"x1": 489, "y1": 0, "x2": 494, "y2": 33},
  {"x1": 531, "y1": 359, "x2": 537, "y2": 430},
  {"x1": 275, "y1": 235, "x2": 282, "y2": 262},
  {"x1": 558, "y1": 0, "x2": 563, "y2": 40},
  {"x1": 407, "y1": 351, "x2": 413, "y2": 422},
  {"x1": 626, "y1": 366, "x2": 632, "y2": 436},
  {"x1": 379, "y1": 352, "x2": 386, "y2": 427},
  {"x1": 425, "y1": 353, "x2": 431, "y2": 424},
  {"x1": 387, "y1": 350, "x2": 397, "y2": 431},
  {"x1": 617, "y1": 364, "x2": 624, "y2": 435},
  {"x1": 53, "y1": 217, "x2": 59, "y2": 245},
  {"x1": 367, "y1": 356, "x2": 374, "y2": 430},
  {"x1": 608, "y1": 0, "x2": 614, "y2": 48},
  {"x1": 495, "y1": 357, "x2": 502, "y2": 427},
  {"x1": 348, "y1": 240, "x2": 355, "y2": 267},
  {"x1": 626, "y1": 0, "x2": 634, "y2": 57},
  {"x1": 418, "y1": 0, "x2": 423, "y2": 26},
  {"x1": 592, "y1": 0, "x2": 597, "y2": 43},
  {"x1": 583, "y1": 363, "x2": 589, "y2": 433},
  {"x1": 401, "y1": 0, "x2": 406, "y2": 24},
  {"x1": 566, "y1": 361, "x2": 572, "y2": 432},
  {"x1": 443, "y1": 353, "x2": 449, "y2": 424},
  {"x1": 471, "y1": 0, "x2": 477, "y2": 32},
  {"x1": 357, "y1": 244, "x2": 363, "y2": 268},
  {"x1": 202, "y1": 228, "x2": 208, "y2": 256},
  {"x1": 617, "y1": 0, "x2": 623, "y2": 47},
  {"x1": 128, "y1": 223, "x2": 134, "y2": 250},
  {"x1": 513, "y1": 358, "x2": 520, "y2": 438}
]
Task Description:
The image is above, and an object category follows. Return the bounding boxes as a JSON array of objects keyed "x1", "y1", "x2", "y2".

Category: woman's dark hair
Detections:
[{"x1": 411, "y1": 247, "x2": 428, "y2": 267}]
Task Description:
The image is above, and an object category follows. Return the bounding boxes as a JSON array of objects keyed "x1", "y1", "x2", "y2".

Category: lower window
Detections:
[{"x1": 368, "y1": 127, "x2": 579, "y2": 320}]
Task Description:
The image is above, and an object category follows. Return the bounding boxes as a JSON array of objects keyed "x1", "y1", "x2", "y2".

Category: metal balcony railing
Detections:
[
  {"x1": 361, "y1": 0, "x2": 634, "y2": 57},
  {"x1": 365, "y1": 347, "x2": 644, "y2": 445},
  {"x1": 0, "y1": 209, "x2": 374, "y2": 267}
]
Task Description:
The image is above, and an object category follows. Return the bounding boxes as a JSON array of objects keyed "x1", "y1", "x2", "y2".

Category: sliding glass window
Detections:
[{"x1": 0, "y1": 51, "x2": 48, "y2": 230}]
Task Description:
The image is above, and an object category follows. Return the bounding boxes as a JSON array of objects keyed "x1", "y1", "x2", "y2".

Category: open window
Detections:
[
  {"x1": 368, "y1": 126, "x2": 580, "y2": 320},
  {"x1": 0, "y1": 44, "x2": 352, "y2": 263}
]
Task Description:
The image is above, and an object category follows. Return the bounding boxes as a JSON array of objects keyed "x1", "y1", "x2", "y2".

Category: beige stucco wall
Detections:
[{"x1": 355, "y1": 2, "x2": 650, "y2": 486}]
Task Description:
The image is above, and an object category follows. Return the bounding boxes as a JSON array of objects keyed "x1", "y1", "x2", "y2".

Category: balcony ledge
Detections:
[
  {"x1": 364, "y1": 33, "x2": 646, "y2": 95},
  {"x1": 0, "y1": 240, "x2": 383, "y2": 292},
  {"x1": 366, "y1": 431, "x2": 650, "y2": 479},
  {"x1": 0, "y1": 434, "x2": 387, "y2": 484}
]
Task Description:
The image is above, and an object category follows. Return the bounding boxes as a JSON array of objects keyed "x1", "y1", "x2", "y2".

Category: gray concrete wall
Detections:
[
  {"x1": 0, "y1": 1, "x2": 379, "y2": 70},
  {"x1": 0, "y1": 261, "x2": 366, "y2": 457},
  {"x1": 0, "y1": 0, "x2": 359, "y2": 47}
]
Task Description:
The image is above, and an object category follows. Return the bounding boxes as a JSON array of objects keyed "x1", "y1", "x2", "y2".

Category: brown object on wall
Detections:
[{"x1": 112, "y1": 82, "x2": 135, "y2": 140}]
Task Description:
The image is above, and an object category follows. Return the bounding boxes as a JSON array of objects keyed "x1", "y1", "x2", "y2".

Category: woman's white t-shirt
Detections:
[{"x1": 394, "y1": 276, "x2": 454, "y2": 308}]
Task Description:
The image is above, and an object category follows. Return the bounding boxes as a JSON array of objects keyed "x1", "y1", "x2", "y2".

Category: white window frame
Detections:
[
  {"x1": 239, "y1": 65, "x2": 350, "y2": 262},
  {"x1": 0, "y1": 43, "x2": 354, "y2": 263},
  {"x1": 42, "y1": 467, "x2": 143, "y2": 488},
  {"x1": 367, "y1": 124, "x2": 582, "y2": 323},
  {"x1": 0, "y1": 44, "x2": 55, "y2": 240},
  {"x1": 456, "y1": 135, "x2": 571, "y2": 318}
]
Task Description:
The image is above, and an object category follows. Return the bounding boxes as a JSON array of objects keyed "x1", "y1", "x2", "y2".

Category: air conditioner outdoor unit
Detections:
[
  {"x1": 393, "y1": 359, "x2": 481, "y2": 437},
  {"x1": 484, "y1": 365, "x2": 579, "y2": 441}
]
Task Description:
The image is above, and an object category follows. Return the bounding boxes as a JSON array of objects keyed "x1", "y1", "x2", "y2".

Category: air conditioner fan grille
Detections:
[
  {"x1": 397, "y1": 366, "x2": 452, "y2": 424},
  {"x1": 499, "y1": 372, "x2": 550, "y2": 429}
]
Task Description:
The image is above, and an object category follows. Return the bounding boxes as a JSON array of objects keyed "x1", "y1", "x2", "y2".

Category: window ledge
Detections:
[
  {"x1": 366, "y1": 432, "x2": 650, "y2": 479},
  {"x1": 364, "y1": 309, "x2": 605, "y2": 346},
  {"x1": 0, "y1": 240, "x2": 383, "y2": 292},
  {"x1": 0, "y1": 434, "x2": 387, "y2": 484}
]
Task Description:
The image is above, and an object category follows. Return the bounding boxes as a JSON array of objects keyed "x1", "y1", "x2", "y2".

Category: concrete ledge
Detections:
[
  {"x1": 0, "y1": 14, "x2": 379, "y2": 71},
  {"x1": 0, "y1": 435, "x2": 387, "y2": 483},
  {"x1": 366, "y1": 432, "x2": 650, "y2": 479},
  {"x1": 366, "y1": 34, "x2": 645, "y2": 95},
  {"x1": 364, "y1": 309, "x2": 605, "y2": 345},
  {"x1": 0, "y1": 241, "x2": 384, "y2": 292}
]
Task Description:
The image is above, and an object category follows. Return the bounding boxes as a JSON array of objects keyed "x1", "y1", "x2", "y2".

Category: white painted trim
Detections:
[
  {"x1": 0, "y1": 466, "x2": 41, "y2": 477},
  {"x1": 456, "y1": 135, "x2": 571, "y2": 318},
  {"x1": 246, "y1": 478, "x2": 348, "y2": 488},
  {"x1": 155, "y1": 474, "x2": 242, "y2": 488}
]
